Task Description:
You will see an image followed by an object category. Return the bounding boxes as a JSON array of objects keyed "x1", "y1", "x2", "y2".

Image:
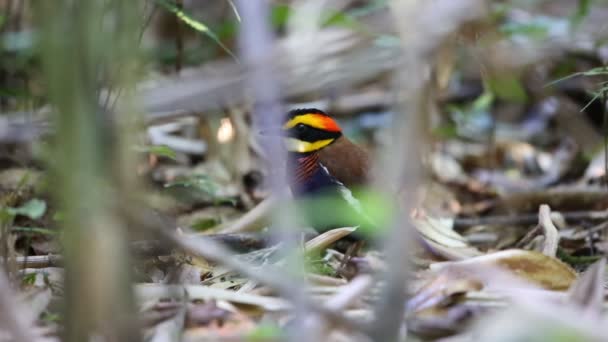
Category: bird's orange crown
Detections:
[{"x1": 282, "y1": 109, "x2": 342, "y2": 153}]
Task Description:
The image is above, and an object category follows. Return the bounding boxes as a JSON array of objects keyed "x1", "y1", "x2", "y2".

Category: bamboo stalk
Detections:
[{"x1": 34, "y1": 1, "x2": 142, "y2": 340}]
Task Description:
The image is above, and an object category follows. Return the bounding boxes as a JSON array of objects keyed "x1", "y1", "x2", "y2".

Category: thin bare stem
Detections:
[
  {"x1": 368, "y1": 1, "x2": 488, "y2": 340},
  {"x1": 235, "y1": 1, "x2": 311, "y2": 340},
  {"x1": 538, "y1": 205, "x2": 559, "y2": 257}
]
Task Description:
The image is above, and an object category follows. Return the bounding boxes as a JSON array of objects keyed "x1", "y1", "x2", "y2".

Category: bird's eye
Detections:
[{"x1": 296, "y1": 123, "x2": 306, "y2": 131}]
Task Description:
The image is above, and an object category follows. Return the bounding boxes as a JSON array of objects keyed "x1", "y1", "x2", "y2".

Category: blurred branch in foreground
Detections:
[
  {"x1": 368, "y1": 0, "x2": 488, "y2": 340},
  {"x1": 0, "y1": 264, "x2": 37, "y2": 341},
  {"x1": 35, "y1": 1, "x2": 142, "y2": 341},
  {"x1": 236, "y1": 1, "x2": 311, "y2": 340}
]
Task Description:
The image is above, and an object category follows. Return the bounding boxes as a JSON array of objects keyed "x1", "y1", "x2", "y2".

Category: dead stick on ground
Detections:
[
  {"x1": 454, "y1": 210, "x2": 608, "y2": 229},
  {"x1": 304, "y1": 275, "x2": 374, "y2": 340},
  {"x1": 325, "y1": 275, "x2": 373, "y2": 311},
  {"x1": 217, "y1": 197, "x2": 274, "y2": 234},
  {"x1": 151, "y1": 223, "x2": 364, "y2": 333},
  {"x1": 539, "y1": 204, "x2": 559, "y2": 257}
]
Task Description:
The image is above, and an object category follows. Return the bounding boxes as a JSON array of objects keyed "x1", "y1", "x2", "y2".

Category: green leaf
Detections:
[
  {"x1": 287, "y1": 188, "x2": 393, "y2": 239},
  {"x1": 21, "y1": 273, "x2": 37, "y2": 286},
  {"x1": 471, "y1": 91, "x2": 494, "y2": 112},
  {"x1": 322, "y1": 11, "x2": 361, "y2": 30},
  {"x1": 11, "y1": 226, "x2": 57, "y2": 236},
  {"x1": 271, "y1": 4, "x2": 291, "y2": 28},
  {"x1": 8, "y1": 199, "x2": 47, "y2": 220},
  {"x1": 487, "y1": 74, "x2": 527, "y2": 103},
  {"x1": 570, "y1": 0, "x2": 592, "y2": 27},
  {"x1": 41, "y1": 312, "x2": 62, "y2": 323},
  {"x1": 154, "y1": 0, "x2": 237, "y2": 61},
  {"x1": 348, "y1": 0, "x2": 388, "y2": 18},
  {"x1": 191, "y1": 218, "x2": 219, "y2": 231},
  {"x1": 52, "y1": 211, "x2": 64, "y2": 222},
  {"x1": 165, "y1": 174, "x2": 218, "y2": 195},
  {"x1": 500, "y1": 21, "x2": 549, "y2": 39},
  {"x1": 135, "y1": 145, "x2": 177, "y2": 160},
  {"x1": 270, "y1": 4, "x2": 365, "y2": 31},
  {"x1": 1, "y1": 30, "x2": 36, "y2": 53},
  {"x1": 247, "y1": 323, "x2": 284, "y2": 341},
  {"x1": 581, "y1": 66, "x2": 608, "y2": 76},
  {"x1": 432, "y1": 124, "x2": 459, "y2": 139},
  {"x1": 305, "y1": 256, "x2": 335, "y2": 276},
  {"x1": 547, "y1": 66, "x2": 608, "y2": 88},
  {"x1": 225, "y1": 0, "x2": 241, "y2": 22}
]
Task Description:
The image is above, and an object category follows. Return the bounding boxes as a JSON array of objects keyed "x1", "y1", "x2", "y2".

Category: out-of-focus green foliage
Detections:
[
  {"x1": 135, "y1": 144, "x2": 177, "y2": 160},
  {"x1": 190, "y1": 217, "x2": 220, "y2": 231},
  {"x1": 34, "y1": 0, "x2": 143, "y2": 339},
  {"x1": 155, "y1": 0, "x2": 237, "y2": 60},
  {"x1": 247, "y1": 322, "x2": 284, "y2": 342},
  {"x1": 11, "y1": 226, "x2": 56, "y2": 236},
  {"x1": 570, "y1": 0, "x2": 593, "y2": 27},
  {"x1": 4, "y1": 198, "x2": 46, "y2": 220},
  {"x1": 284, "y1": 187, "x2": 393, "y2": 240},
  {"x1": 271, "y1": 3, "x2": 373, "y2": 32},
  {"x1": 487, "y1": 74, "x2": 528, "y2": 103},
  {"x1": 165, "y1": 174, "x2": 219, "y2": 194},
  {"x1": 500, "y1": 20, "x2": 550, "y2": 39},
  {"x1": 549, "y1": 65, "x2": 608, "y2": 112},
  {"x1": 444, "y1": 90, "x2": 495, "y2": 140},
  {"x1": 305, "y1": 256, "x2": 335, "y2": 276},
  {"x1": 165, "y1": 173, "x2": 237, "y2": 205}
]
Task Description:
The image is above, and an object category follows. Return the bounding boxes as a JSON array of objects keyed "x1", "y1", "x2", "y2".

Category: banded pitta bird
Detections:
[{"x1": 280, "y1": 108, "x2": 374, "y2": 238}]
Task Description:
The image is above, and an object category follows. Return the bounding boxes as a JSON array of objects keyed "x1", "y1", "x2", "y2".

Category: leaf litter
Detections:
[{"x1": 5, "y1": 1, "x2": 608, "y2": 341}]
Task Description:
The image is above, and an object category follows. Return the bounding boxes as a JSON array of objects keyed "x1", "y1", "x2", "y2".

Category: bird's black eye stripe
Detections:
[{"x1": 287, "y1": 124, "x2": 342, "y2": 142}]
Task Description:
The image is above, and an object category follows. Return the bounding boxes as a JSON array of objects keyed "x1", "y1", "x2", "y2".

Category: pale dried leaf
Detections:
[
  {"x1": 305, "y1": 227, "x2": 357, "y2": 254},
  {"x1": 149, "y1": 300, "x2": 187, "y2": 342},
  {"x1": 135, "y1": 284, "x2": 290, "y2": 311},
  {"x1": 568, "y1": 258, "x2": 606, "y2": 317},
  {"x1": 430, "y1": 249, "x2": 577, "y2": 291},
  {"x1": 538, "y1": 204, "x2": 559, "y2": 257}
]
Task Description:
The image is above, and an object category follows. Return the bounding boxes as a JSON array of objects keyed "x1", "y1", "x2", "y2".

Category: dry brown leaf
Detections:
[
  {"x1": 407, "y1": 268, "x2": 483, "y2": 314},
  {"x1": 135, "y1": 284, "x2": 291, "y2": 311},
  {"x1": 413, "y1": 213, "x2": 482, "y2": 260},
  {"x1": 430, "y1": 249, "x2": 577, "y2": 291},
  {"x1": 305, "y1": 227, "x2": 357, "y2": 254}
]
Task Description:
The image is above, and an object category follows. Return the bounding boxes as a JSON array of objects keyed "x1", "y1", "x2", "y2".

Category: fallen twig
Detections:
[
  {"x1": 125, "y1": 203, "x2": 364, "y2": 333},
  {"x1": 538, "y1": 205, "x2": 559, "y2": 257},
  {"x1": 324, "y1": 275, "x2": 373, "y2": 312},
  {"x1": 9, "y1": 255, "x2": 63, "y2": 269},
  {"x1": 135, "y1": 284, "x2": 290, "y2": 311},
  {"x1": 301, "y1": 275, "x2": 375, "y2": 341},
  {"x1": 216, "y1": 197, "x2": 274, "y2": 234},
  {"x1": 304, "y1": 227, "x2": 357, "y2": 254},
  {"x1": 454, "y1": 210, "x2": 608, "y2": 229}
]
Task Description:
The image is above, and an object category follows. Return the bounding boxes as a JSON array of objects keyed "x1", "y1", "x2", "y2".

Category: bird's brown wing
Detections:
[{"x1": 317, "y1": 136, "x2": 370, "y2": 188}]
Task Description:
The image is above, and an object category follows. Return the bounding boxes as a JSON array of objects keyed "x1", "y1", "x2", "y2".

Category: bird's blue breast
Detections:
[{"x1": 291, "y1": 164, "x2": 342, "y2": 196}]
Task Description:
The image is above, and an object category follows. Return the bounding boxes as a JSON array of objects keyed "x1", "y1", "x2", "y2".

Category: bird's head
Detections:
[{"x1": 281, "y1": 108, "x2": 342, "y2": 154}]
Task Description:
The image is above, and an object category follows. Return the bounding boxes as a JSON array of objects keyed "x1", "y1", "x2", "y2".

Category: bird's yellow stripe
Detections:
[
  {"x1": 284, "y1": 138, "x2": 334, "y2": 153},
  {"x1": 284, "y1": 114, "x2": 328, "y2": 130}
]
